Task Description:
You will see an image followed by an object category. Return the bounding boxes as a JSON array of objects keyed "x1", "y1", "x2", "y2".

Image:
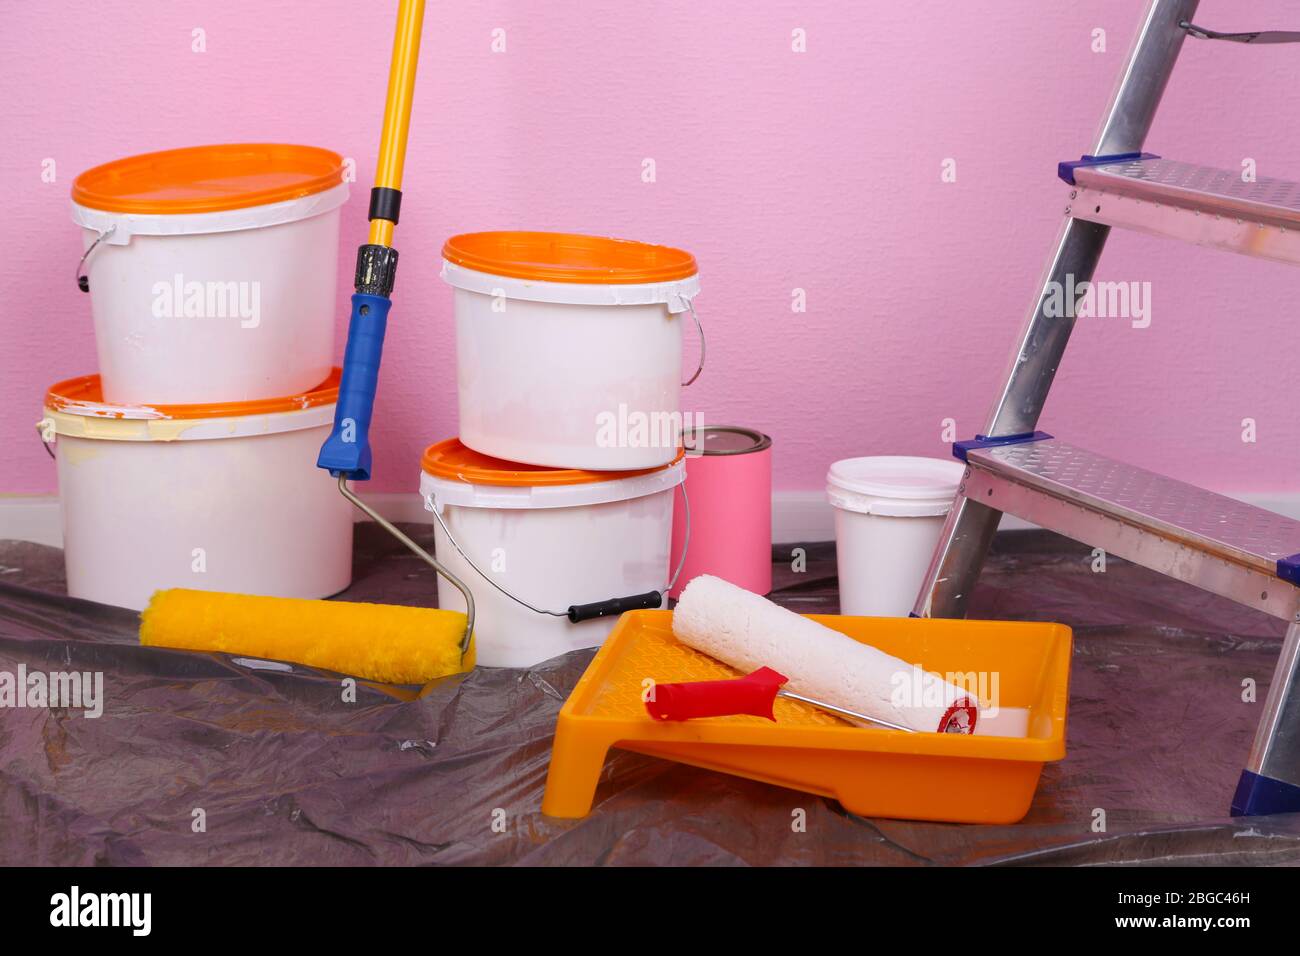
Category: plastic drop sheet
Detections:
[{"x1": 3, "y1": 525, "x2": 1300, "y2": 866}]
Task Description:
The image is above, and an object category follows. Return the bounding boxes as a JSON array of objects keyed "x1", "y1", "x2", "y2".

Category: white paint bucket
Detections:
[
  {"x1": 71, "y1": 144, "x2": 348, "y2": 404},
  {"x1": 41, "y1": 371, "x2": 353, "y2": 611},
  {"x1": 827, "y1": 457, "x2": 966, "y2": 617},
  {"x1": 420, "y1": 439, "x2": 686, "y2": 667},
  {"x1": 441, "y1": 232, "x2": 703, "y2": 471}
]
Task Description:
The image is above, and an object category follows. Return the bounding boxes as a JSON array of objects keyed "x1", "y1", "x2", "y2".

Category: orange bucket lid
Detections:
[
  {"x1": 442, "y1": 231, "x2": 697, "y2": 285},
  {"x1": 71, "y1": 144, "x2": 345, "y2": 215},
  {"x1": 422, "y1": 438, "x2": 685, "y2": 487},
  {"x1": 45, "y1": 369, "x2": 341, "y2": 420}
]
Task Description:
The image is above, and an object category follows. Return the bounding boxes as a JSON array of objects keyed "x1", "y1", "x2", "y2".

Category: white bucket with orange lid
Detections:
[
  {"x1": 40, "y1": 372, "x2": 353, "y2": 611},
  {"x1": 441, "y1": 232, "x2": 703, "y2": 471},
  {"x1": 71, "y1": 144, "x2": 349, "y2": 405},
  {"x1": 419, "y1": 438, "x2": 686, "y2": 668}
]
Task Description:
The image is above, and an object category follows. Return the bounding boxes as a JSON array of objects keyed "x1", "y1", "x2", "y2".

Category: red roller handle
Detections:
[{"x1": 645, "y1": 667, "x2": 789, "y2": 722}]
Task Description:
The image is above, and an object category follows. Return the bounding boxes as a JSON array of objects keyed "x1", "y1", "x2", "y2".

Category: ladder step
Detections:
[
  {"x1": 1069, "y1": 157, "x2": 1300, "y2": 266},
  {"x1": 960, "y1": 437, "x2": 1300, "y2": 619}
]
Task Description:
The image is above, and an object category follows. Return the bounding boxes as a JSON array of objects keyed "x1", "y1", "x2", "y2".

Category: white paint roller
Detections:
[{"x1": 672, "y1": 575, "x2": 977, "y2": 733}]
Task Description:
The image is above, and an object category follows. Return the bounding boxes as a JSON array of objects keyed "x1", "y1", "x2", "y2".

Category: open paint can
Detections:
[{"x1": 669, "y1": 426, "x2": 772, "y2": 598}]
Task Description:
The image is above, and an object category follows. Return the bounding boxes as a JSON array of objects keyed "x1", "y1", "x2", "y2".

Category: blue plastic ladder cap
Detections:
[
  {"x1": 1058, "y1": 151, "x2": 1160, "y2": 185},
  {"x1": 952, "y1": 431, "x2": 1053, "y2": 463},
  {"x1": 1277, "y1": 553, "x2": 1300, "y2": 586},
  {"x1": 1231, "y1": 769, "x2": 1300, "y2": 816}
]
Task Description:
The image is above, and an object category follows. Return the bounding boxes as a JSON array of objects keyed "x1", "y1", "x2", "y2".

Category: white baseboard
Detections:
[
  {"x1": 0, "y1": 497, "x2": 63, "y2": 548},
  {"x1": 765, "y1": 490, "x2": 1048, "y2": 542},
  {"x1": 770, "y1": 491, "x2": 835, "y2": 543},
  {"x1": 4, "y1": 490, "x2": 1300, "y2": 549}
]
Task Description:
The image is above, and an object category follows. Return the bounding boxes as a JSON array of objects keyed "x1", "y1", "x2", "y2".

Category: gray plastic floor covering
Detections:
[{"x1": 1, "y1": 526, "x2": 1298, "y2": 865}]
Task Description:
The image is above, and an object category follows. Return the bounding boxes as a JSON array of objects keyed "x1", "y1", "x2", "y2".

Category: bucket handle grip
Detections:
[
  {"x1": 681, "y1": 296, "x2": 705, "y2": 387},
  {"x1": 75, "y1": 225, "x2": 116, "y2": 293},
  {"x1": 566, "y1": 591, "x2": 665, "y2": 623},
  {"x1": 423, "y1": 480, "x2": 691, "y2": 622}
]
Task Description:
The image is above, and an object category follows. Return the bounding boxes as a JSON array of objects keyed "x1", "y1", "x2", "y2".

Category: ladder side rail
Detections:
[
  {"x1": 913, "y1": 0, "x2": 1199, "y2": 619},
  {"x1": 1238, "y1": 624, "x2": 1300, "y2": 813}
]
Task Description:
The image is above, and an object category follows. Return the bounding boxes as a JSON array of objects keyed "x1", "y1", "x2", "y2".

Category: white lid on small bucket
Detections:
[{"x1": 826, "y1": 456, "x2": 965, "y2": 518}]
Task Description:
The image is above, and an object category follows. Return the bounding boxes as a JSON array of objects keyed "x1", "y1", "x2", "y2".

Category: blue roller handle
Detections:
[{"x1": 317, "y1": 292, "x2": 392, "y2": 480}]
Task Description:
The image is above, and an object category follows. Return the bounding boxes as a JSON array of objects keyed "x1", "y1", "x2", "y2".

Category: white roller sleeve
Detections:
[{"x1": 672, "y1": 575, "x2": 976, "y2": 732}]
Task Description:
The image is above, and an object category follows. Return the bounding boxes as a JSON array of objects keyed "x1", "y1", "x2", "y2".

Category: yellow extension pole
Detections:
[{"x1": 368, "y1": 0, "x2": 426, "y2": 248}]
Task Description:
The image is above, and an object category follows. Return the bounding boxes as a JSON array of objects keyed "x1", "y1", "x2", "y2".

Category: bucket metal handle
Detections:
[
  {"x1": 1181, "y1": 19, "x2": 1300, "y2": 44},
  {"x1": 35, "y1": 418, "x2": 56, "y2": 460},
  {"x1": 423, "y1": 480, "x2": 692, "y2": 623},
  {"x1": 75, "y1": 225, "x2": 116, "y2": 293},
  {"x1": 680, "y1": 296, "x2": 705, "y2": 387},
  {"x1": 338, "y1": 475, "x2": 476, "y2": 658}
]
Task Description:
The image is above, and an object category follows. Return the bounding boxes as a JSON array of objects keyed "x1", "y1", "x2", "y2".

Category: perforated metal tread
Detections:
[
  {"x1": 1074, "y1": 158, "x2": 1300, "y2": 229},
  {"x1": 967, "y1": 438, "x2": 1300, "y2": 577}
]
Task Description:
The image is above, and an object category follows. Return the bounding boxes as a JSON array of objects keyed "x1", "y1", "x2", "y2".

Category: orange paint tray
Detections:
[{"x1": 542, "y1": 610, "x2": 1072, "y2": 824}]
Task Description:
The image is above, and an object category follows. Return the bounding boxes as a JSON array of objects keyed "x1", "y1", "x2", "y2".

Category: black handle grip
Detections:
[{"x1": 566, "y1": 591, "x2": 663, "y2": 623}]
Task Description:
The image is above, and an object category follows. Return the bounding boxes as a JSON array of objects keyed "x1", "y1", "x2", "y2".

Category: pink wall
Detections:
[{"x1": 5, "y1": 1, "x2": 1300, "y2": 496}]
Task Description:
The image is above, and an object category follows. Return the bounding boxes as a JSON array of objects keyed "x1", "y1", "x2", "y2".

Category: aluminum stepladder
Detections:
[{"x1": 913, "y1": 0, "x2": 1300, "y2": 817}]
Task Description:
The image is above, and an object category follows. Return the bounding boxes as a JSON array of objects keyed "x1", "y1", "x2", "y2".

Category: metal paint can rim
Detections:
[{"x1": 683, "y1": 425, "x2": 772, "y2": 457}]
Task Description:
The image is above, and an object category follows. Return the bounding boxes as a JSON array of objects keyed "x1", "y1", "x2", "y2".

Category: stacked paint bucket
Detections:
[
  {"x1": 425, "y1": 232, "x2": 706, "y2": 667},
  {"x1": 44, "y1": 145, "x2": 355, "y2": 610}
]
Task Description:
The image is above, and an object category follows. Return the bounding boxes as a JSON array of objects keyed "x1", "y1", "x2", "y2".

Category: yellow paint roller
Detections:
[
  {"x1": 142, "y1": 589, "x2": 474, "y2": 685},
  {"x1": 139, "y1": 502, "x2": 476, "y2": 684},
  {"x1": 137, "y1": 0, "x2": 477, "y2": 686}
]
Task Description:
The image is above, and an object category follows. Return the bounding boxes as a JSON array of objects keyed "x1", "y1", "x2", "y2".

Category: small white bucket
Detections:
[
  {"x1": 827, "y1": 456, "x2": 966, "y2": 617},
  {"x1": 441, "y1": 232, "x2": 703, "y2": 471},
  {"x1": 420, "y1": 439, "x2": 686, "y2": 667},
  {"x1": 71, "y1": 144, "x2": 348, "y2": 405},
  {"x1": 41, "y1": 371, "x2": 353, "y2": 611}
]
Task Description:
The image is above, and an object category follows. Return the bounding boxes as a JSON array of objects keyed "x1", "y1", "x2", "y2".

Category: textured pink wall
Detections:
[{"x1": 5, "y1": 1, "x2": 1300, "y2": 495}]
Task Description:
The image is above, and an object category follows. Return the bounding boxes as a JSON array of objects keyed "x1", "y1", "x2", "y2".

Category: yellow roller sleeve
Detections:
[{"x1": 140, "y1": 589, "x2": 473, "y2": 685}]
